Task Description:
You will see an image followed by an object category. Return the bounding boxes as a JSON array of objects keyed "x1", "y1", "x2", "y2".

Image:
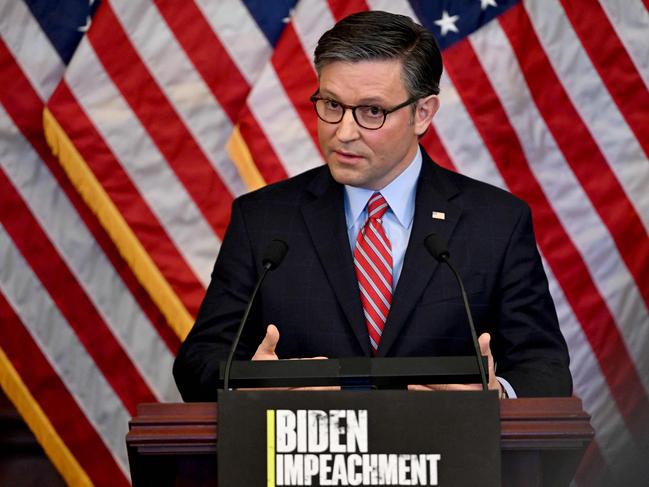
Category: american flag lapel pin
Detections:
[{"x1": 432, "y1": 211, "x2": 446, "y2": 220}]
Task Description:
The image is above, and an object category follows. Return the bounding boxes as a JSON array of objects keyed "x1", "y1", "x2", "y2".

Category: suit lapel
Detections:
[
  {"x1": 377, "y1": 153, "x2": 462, "y2": 357},
  {"x1": 301, "y1": 169, "x2": 371, "y2": 355}
]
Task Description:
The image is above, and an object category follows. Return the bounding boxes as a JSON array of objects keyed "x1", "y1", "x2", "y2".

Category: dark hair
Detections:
[{"x1": 314, "y1": 10, "x2": 442, "y2": 97}]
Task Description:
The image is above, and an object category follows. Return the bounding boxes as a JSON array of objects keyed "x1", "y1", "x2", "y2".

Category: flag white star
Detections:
[
  {"x1": 78, "y1": 0, "x2": 96, "y2": 32},
  {"x1": 282, "y1": 8, "x2": 296, "y2": 24},
  {"x1": 78, "y1": 16, "x2": 91, "y2": 32},
  {"x1": 481, "y1": 0, "x2": 498, "y2": 9},
  {"x1": 434, "y1": 10, "x2": 460, "y2": 36}
]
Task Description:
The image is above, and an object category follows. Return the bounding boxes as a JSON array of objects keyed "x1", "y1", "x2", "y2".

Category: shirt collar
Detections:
[{"x1": 344, "y1": 147, "x2": 422, "y2": 229}]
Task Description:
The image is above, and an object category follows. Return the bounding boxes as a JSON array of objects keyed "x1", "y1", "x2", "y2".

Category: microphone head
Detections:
[
  {"x1": 262, "y1": 239, "x2": 289, "y2": 270},
  {"x1": 424, "y1": 233, "x2": 450, "y2": 262}
]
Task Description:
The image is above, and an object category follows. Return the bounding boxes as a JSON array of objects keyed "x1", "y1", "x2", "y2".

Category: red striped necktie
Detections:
[{"x1": 353, "y1": 192, "x2": 393, "y2": 354}]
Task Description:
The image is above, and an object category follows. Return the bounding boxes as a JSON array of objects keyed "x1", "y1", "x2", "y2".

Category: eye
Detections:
[
  {"x1": 358, "y1": 105, "x2": 384, "y2": 119},
  {"x1": 324, "y1": 99, "x2": 341, "y2": 110}
]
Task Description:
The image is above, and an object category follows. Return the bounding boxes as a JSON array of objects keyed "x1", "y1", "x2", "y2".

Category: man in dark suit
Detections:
[{"x1": 173, "y1": 10, "x2": 571, "y2": 402}]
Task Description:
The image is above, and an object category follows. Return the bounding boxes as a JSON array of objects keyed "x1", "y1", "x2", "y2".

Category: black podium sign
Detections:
[{"x1": 218, "y1": 390, "x2": 500, "y2": 486}]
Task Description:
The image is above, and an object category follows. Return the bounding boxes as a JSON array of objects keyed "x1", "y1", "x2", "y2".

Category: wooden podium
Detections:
[{"x1": 126, "y1": 397, "x2": 593, "y2": 486}]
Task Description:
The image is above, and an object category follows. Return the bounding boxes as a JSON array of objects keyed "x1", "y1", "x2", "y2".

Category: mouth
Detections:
[{"x1": 333, "y1": 149, "x2": 363, "y2": 164}]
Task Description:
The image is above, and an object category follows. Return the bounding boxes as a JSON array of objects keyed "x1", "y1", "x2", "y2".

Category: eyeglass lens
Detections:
[{"x1": 314, "y1": 99, "x2": 385, "y2": 130}]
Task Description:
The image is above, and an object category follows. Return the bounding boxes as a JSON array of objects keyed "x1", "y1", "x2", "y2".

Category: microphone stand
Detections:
[
  {"x1": 425, "y1": 234, "x2": 488, "y2": 391},
  {"x1": 223, "y1": 239, "x2": 288, "y2": 390}
]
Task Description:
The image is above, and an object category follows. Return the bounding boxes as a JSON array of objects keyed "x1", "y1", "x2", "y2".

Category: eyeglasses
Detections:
[{"x1": 309, "y1": 91, "x2": 419, "y2": 130}]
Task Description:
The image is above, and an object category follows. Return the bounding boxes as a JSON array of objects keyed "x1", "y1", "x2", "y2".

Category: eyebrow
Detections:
[{"x1": 318, "y1": 90, "x2": 389, "y2": 106}]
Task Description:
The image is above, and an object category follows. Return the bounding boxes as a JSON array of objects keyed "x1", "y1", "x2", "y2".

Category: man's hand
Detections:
[
  {"x1": 408, "y1": 333, "x2": 504, "y2": 397},
  {"x1": 252, "y1": 324, "x2": 281, "y2": 361},
  {"x1": 248, "y1": 325, "x2": 336, "y2": 390},
  {"x1": 252, "y1": 325, "x2": 328, "y2": 361}
]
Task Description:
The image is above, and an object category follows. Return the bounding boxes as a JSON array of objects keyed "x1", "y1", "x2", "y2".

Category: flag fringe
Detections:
[
  {"x1": 42, "y1": 108, "x2": 193, "y2": 340},
  {"x1": 0, "y1": 347, "x2": 93, "y2": 487},
  {"x1": 226, "y1": 124, "x2": 266, "y2": 191}
]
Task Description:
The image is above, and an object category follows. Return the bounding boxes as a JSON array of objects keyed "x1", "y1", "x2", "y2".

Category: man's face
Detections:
[{"x1": 316, "y1": 59, "x2": 437, "y2": 190}]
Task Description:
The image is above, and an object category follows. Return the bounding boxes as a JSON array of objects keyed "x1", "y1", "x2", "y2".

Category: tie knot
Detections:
[{"x1": 367, "y1": 193, "x2": 389, "y2": 220}]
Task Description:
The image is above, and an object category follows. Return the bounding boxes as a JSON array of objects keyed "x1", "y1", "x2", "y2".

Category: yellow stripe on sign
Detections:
[
  {"x1": 42, "y1": 108, "x2": 193, "y2": 340},
  {"x1": 267, "y1": 409, "x2": 276, "y2": 487},
  {"x1": 0, "y1": 346, "x2": 93, "y2": 486}
]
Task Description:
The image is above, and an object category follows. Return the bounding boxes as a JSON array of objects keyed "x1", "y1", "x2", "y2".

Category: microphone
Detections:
[
  {"x1": 223, "y1": 239, "x2": 288, "y2": 390},
  {"x1": 262, "y1": 239, "x2": 289, "y2": 270},
  {"x1": 424, "y1": 234, "x2": 488, "y2": 391}
]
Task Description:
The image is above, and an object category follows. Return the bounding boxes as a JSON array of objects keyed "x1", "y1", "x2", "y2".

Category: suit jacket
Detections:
[{"x1": 173, "y1": 148, "x2": 572, "y2": 401}]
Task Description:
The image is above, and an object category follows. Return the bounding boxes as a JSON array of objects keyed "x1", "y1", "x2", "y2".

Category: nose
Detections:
[{"x1": 335, "y1": 108, "x2": 361, "y2": 142}]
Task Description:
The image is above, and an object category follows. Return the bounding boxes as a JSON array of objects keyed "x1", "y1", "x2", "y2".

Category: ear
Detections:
[{"x1": 413, "y1": 95, "x2": 440, "y2": 136}]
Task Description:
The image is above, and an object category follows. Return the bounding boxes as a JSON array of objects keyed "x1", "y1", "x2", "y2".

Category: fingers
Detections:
[
  {"x1": 478, "y1": 332, "x2": 495, "y2": 376},
  {"x1": 290, "y1": 386, "x2": 341, "y2": 391},
  {"x1": 260, "y1": 324, "x2": 280, "y2": 352},
  {"x1": 252, "y1": 326, "x2": 327, "y2": 361},
  {"x1": 477, "y1": 332, "x2": 502, "y2": 394},
  {"x1": 288, "y1": 356, "x2": 329, "y2": 360},
  {"x1": 409, "y1": 334, "x2": 502, "y2": 395},
  {"x1": 478, "y1": 332, "x2": 491, "y2": 357},
  {"x1": 408, "y1": 383, "x2": 482, "y2": 391},
  {"x1": 252, "y1": 324, "x2": 280, "y2": 360},
  {"x1": 241, "y1": 385, "x2": 341, "y2": 392}
]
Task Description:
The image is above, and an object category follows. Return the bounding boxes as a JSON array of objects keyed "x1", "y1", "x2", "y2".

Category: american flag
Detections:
[{"x1": 1, "y1": 0, "x2": 647, "y2": 485}]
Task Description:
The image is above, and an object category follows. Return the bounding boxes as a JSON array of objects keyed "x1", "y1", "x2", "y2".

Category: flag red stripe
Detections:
[
  {"x1": 0, "y1": 170, "x2": 156, "y2": 413},
  {"x1": 0, "y1": 293, "x2": 130, "y2": 487},
  {"x1": 444, "y1": 38, "x2": 649, "y2": 436},
  {"x1": 238, "y1": 104, "x2": 290, "y2": 184},
  {"x1": 271, "y1": 24, "x2": 319, "y2": 146},
  {"x1": 48, "y1": 83, "x2": 204, "y2": 317},
  {"x1": 327, "y1": 0, "x2": 369, "y2": 20},
  {"x1": 575, "y1": 441, "x2": 610, "y2": 487},
  {"x1": 154, "y1": 0, "x2": 250, "y2": 122},
  {"x1": 559, "y1": 0, "x2": 649, "y2": 158},
  {"x1": 0, "y1": 39, "x2": 181, "y2": 354},
  {"x1": 499, "y1": 5, "x2": 649, "y2": 307},
  {"x1": 420, "y1": 127, "x2": 458, "y2": 172},
  {"x1": 88, "y1": 2, "x2": 232, "y2": 237}
]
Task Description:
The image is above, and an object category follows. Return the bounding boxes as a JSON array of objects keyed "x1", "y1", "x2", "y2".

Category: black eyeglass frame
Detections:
[{"x1": 309, "y1": 91, "x2": 420, "y2": 130}]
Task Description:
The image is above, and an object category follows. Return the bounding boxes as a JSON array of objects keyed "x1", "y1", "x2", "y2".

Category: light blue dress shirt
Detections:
[
  {"x1": 344, "y1": 148, "x2": 422, "y2": 291},
  {"x1": 342, "y1": 147, "x2": 516, "y2": 398}
]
